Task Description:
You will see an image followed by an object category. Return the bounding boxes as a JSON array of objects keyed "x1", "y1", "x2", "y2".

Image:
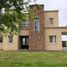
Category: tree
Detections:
[
  {"x1": 0, "y1": 0, "x2": 30, "y2": 35},
  {"x1": 0, "y1": 0, "x2": 40, "y2": 35}
]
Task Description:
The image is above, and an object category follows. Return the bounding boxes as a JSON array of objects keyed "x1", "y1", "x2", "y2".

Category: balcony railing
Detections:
[{"x1": 19, "y1": 21, "x2": 29, "y2": 29}]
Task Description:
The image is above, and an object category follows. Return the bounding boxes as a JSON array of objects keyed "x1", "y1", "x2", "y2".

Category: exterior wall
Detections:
[
  {"x1": 45, "y1": 28, "x2": 63, "y2": 50},
  {"x1": 29, "y1": 5, "x2": 45, "y2": 50},
  {"x1": 0, "y1": 35, "x2": 19, "y2": 50},
  {"x1": 3, "y1": 35, "x2": 18, "y2": 50},
  {"x1": 45, "y1": 11, "x2": 59, "y2": 27}
]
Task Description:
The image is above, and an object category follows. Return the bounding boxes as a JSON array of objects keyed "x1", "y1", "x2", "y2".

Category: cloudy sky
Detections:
[{"x1": 30, "y1": 0, "x2": 67, "y2": 26}]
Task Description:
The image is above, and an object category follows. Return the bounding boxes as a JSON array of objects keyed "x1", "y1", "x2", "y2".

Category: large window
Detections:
[
  {"x1": 20, "y1": 21, "x2": 29, "y2": 28},
  {"x1": 49, "y1": 18, "x2": 54, "y2": 26},
  {"x1": 34, "y1": 16, "x2": 40, "y2": 32},
  {"x1": 49, "y1": 36, "x2": 56, "y2": 44},
  {"x1": 8, "y1": 36, "x2": 13, "y2": 43},
  {"x1": 0, "y1": 36, "x2": 3, "y2": 43}
]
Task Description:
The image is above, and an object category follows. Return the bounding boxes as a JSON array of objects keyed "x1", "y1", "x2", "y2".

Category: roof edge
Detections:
[{"x1": 45, "y1": 10, "x2": 59, "y2": 12}]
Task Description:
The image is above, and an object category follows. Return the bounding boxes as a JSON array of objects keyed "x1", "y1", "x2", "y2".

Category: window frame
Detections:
[
  {"x1": 49, "y1": 36, "x2": 56, "y2": 44},
  {"x1": 8, "y1": 36, "x2": 13, "y2": 44},
  {"x1": 49, "y1": 18, "x2": 54, "y2": 26},
  {"x1": 34, "y1": 16, "x2": 40, "y2": 32},
  {"x1": 0, "y1": 36, "x2": 3, "y2": 44}
]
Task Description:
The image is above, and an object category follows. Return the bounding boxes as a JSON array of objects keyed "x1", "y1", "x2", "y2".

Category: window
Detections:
[
  {"x1": 0, "y1": 36, "x2": 3, "y2": 43},
  {"x1": 49, "y1": 36, "x2": 56, "y2": 44},
  {"x1": 22, "y1": 38, "x2": 25, "y2": 45},
  {"x1": 20, "y1": 21, "x2": 29, "y2": 28},
  {"x1": 49, "y1": 18, "x2": 54, "y2": 25},
  {"x1": 8, "y1": 36, "x2": 13, "y2": 43},
  {"x1": 34, "y1": 16, "x2": 40, "y2": 32}
]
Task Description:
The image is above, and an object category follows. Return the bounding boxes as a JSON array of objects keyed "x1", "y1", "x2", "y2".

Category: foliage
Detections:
[
  {"x1": 0, "y1": 0, "x2": 41, "y2": 35},
  {"x1": 0, "y1": 0, "x2": 29, "y2": 35},
  {"x1": 29, "y1": 4, "x2": 41, "y2": 20}
]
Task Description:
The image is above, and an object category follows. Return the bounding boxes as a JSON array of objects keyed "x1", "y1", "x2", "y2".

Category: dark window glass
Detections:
[
  {"x1": 49, "y1": 18, "x2": 54, "y2": 25},
  {"x1": 0, "y1": 36, "x2": 3, "y2": 43},
  {"x1": 49, "y1": 36, "x2": 53, "y2": 43},
  {"x1": 20, "y1": 21, "x2": 29, "y2": 28},
  {"x1": 49, "y1": 36, "x2": 56, "y2": 44},
  {"x1": 8, "y1": 36, "x2": 13, "y2": 43},
  {"x1": 22, "y1": 38, "x2": 25, "y2": 45}
]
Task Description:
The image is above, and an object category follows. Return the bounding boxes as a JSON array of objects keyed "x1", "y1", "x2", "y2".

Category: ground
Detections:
[{"x1": 0, "y1": 51, "x2": 67, "y2": 67}]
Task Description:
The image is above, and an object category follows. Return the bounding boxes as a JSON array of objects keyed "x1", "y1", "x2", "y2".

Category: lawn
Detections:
[{"x1": 0, "y1": 51, "x2": 67, "y2": 67}]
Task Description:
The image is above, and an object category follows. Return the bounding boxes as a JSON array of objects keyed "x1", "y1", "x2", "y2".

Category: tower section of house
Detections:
[
  {"x1": 44, "y1": 11, "x2": 63, "y2": 50},
  {"x1": 29, "y1": 5, "x2": 45, "y2": 50},
  {"x1": 45, "y1": 10, "x2": 59, "y2": 27}
]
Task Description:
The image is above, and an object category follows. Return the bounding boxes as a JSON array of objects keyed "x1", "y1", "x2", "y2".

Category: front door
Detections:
[{"x1": 20, "y1": 36, "x2": 29, "y2": 49}]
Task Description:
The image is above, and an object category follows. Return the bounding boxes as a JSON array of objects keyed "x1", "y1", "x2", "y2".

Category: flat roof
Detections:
[
  {"x1": 45, "y1": 10, "x2": 59, "y2": 12},
  {"x1": 29, "y1": 4, "x2": 44, "y2": 6}
]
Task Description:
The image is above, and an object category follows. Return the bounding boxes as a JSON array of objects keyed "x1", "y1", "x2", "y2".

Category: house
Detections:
[{"x1": 0, "y1": 4, "x2": 67, "y2": 51}]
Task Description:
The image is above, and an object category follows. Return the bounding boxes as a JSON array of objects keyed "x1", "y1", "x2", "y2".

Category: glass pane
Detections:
[
  {"x1": 49, "y1": 18, "x2": 54, "y2": 25},
  {"x1": 49, "y1": 36, "x2": 53, "y2": 43},
  {"x1": 0, "y1": 37, "x2": 3, "y2": 43},
  {"x1": 21, "y1": 21, "x2": 29, "y2": 28},
  {"x1": 8, "y1": 36, "x2": 13, "y2": 43},
  {"x1": 23, "y1": 38, "x2": 25, "y2": 45},
  {"x1": 26, "y1": 37, "x2": 28, "y2": 45},
  {"x1": 34, "y1": 18, "x2": 40, "y2": 32}
]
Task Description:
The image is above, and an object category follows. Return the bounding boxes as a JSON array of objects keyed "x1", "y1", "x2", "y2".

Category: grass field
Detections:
[{"x1": 0, "y1": 51, "x2": 67, "y2": 67}]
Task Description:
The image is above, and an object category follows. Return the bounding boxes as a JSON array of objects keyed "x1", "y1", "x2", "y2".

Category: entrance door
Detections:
[{"x1": 20, "y1": 36, "x2": 29, "y2": 49}]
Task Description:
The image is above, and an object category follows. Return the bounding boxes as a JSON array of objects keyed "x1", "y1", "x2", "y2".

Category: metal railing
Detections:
[{"x1": 19, "y1": 21, "x2": 29, "y2": 29}]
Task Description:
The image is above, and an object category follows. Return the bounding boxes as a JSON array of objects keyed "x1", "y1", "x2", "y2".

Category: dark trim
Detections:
[
  {"x1": 45, "y1": 10, "x2": 59, "y2": 12},
  {"x1": 20, "y1": 27, "x2": 67, "y2": 30},
  {"x1": 45, "y1": 27, "x2": 67, "y2": 29}
]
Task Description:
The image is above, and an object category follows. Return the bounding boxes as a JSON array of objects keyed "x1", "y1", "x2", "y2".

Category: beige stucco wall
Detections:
[
  {"x1": 0, "y1": 29, "x2": 29, "y2": 50},
  {"x1": 45, "y1": 28, "x2": 63, "y2": 50},
  {"x1": 0, "y1": 35, "x2": 19, "y2": 50},
  {"x1": 45, "y1": 11, "x2": 59, "y2": 27}
]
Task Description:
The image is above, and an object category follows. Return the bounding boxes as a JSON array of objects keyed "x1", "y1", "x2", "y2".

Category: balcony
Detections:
[{"x1": 20, "y1": 21, "x2": 29, "y2": 29}]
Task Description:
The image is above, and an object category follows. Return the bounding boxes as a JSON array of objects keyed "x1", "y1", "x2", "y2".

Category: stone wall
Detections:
[{"x1": 29, "y1": 5, "x2": 45, "y2": 50}]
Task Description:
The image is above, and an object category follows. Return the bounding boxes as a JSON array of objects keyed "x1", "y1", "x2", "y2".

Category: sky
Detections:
[{"x1": 30, "y1": 0, "x2": 67, "y2": 26}]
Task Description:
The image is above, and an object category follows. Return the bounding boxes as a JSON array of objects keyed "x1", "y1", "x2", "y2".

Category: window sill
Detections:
[
  {"x1": 49, "y1": 43, "x2": 56, "y2": 45},
  {"x1": 8, "y1": 43, "x2": 13, "y2": 45},
  {"x1": 0, "y1": 43, "x2": 3, "y2": 45}
]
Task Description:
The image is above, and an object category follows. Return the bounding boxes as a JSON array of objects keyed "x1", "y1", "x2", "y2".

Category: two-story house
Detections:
[{"x1": 0, "y1": 4, "x2": 67, "y2": 51}]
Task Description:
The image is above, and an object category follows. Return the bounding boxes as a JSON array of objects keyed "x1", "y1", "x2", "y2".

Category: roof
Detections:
[{"x1": 45, "y1": 10, "x2": 59, "y2": 12}]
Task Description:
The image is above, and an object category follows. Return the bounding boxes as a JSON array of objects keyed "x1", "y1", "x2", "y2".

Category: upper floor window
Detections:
[
  {"x1": 49, "y1": 18, "x2": 54, "y2": 26},
  {"x1": 49, "y1": 36, "x2": 56, "y2": 44},
  {"x1": 0, "y1": 36, "x2": 3, "y2": 43},
  {"x1": 34, "y1": 16, "x2": 40, "y2": 32},
  {"x1": 20, "y1": 21, "x2": 29, "y2": 28},
  {"x1": 8, "y1": 36, "x2": 13, "y2": 44}
]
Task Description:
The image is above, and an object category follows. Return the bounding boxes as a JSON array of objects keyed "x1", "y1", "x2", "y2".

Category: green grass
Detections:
[{"x1": 0, "y1": 51, "x2": 67, "y2": 67}]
